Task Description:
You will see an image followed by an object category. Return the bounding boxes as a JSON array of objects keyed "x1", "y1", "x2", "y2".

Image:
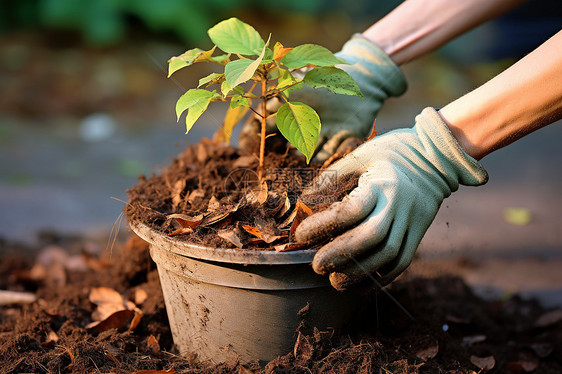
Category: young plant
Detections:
[{"x1": 168, "y1": 17, "x2": 364, "y2": 179}]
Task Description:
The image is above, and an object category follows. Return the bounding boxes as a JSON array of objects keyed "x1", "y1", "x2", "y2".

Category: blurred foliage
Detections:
[{"x1": 0, "y1": 0, "x2": 396, "y2": 47}]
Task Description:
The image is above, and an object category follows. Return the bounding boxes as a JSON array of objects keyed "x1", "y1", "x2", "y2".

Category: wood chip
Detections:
[{"x1": 0, "y1": 290, "x2": 37, "y2": 306}]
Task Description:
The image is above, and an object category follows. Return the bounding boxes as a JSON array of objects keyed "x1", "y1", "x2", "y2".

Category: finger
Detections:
[
  {"x1": 313, "y1": 209, "x2": 407, "y2": 276},
  {"x1": 313, "y1": 129, "x2": 354, "y2": 163},
  {"x1": 295, "y1": 178, "x2": 380, "y2": 244},
  {"x1": 377, "y1": 225, "x2": 425, "y2": 286}
]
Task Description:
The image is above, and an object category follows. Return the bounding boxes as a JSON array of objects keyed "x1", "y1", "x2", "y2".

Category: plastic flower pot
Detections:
[{"x1": 129, "y1": 220, "x2": 362, "y2": 364}]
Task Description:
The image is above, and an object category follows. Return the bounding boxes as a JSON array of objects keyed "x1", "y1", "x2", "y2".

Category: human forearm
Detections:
[
  {"x1": 439, "y1": 30, "x2": 562, "y2": 160},
  {"x1": 363, "y1": 0, "x2": 526, "y2": 65}
]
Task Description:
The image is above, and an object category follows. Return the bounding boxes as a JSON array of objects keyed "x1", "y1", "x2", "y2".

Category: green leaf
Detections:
[
  {"x1": 198, "y1": 73, "x2": 225, "y2": 88},
  {"x1": 281, "y1": 44, "x2": 342, "y2": 70},
  {"x1": 277, "y1": 69, "x2": 303, "y2": 98},
  {"x1": 276, "y1": 102, "x2": 321, "y2": 163},
  {"x1": 168, "y1": 46, "x2": 216, "y2": 77},
  {"x1": 208, "y1": 17, "x2": 265, "y2": 55},
  {"x1": 175, "y1": 89, "x2": 219, "y2": 134},
  {"x1": 211, "y1": 54, "x2": 231, "y2": 65},
  {"x1": 224, "y1": 34, "x2": 270, "y2": 90},
  {"x1": 303, "y1": 67, "x2": 364, "y2": 98},
  {"x1": 230, "y1": 95, "x2": 249, "y2": 108}
]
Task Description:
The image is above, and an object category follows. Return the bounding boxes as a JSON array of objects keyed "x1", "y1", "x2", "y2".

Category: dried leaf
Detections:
[
  {"x1": 218, "y1": 229, "x2": 244, "y2": 248},
  {"x1": 275, "y1": 242, "x2": 306, "y2": 252},
  {"x1": 147, "y1": 335, "x2": 160, "y2": 352},
  {"x1": 89, "y1": 287, "x2": 124, "y2": 307},
  {"x1": 366, "y1": 118, "x2": 377, "y2": 140},
  {"x1": 169, "y1": 227, "x2": 194, "y2": 236},
  {"x1": 207, "y1": 196, "x2": 221, "y2": 211},
  {"x1": 506, "y1": 360, "x2": 538, "y2": 373},
  {"x1": 187, "y1": 189, "x2": 205, "y2": 203},
  {"x1": 167, "y1": 213, "x2": 204, "y2": 229},
  {"x1": 171, "y1": 179, "x2": 186, "y2": 208},
  {"x1": 245, "y1": 181, "x2": 268, "y2": 205},
  {"x1": 415, "y1": 342, "x2": 439, "y2": 361},
  {"x1": 105, "y1": 350, "x2": 120, "y2": 365},
  {"x1": 232, "y1": 155, "x2": 257, "y2": 169},
  {"x1": 217, "y1": 105, "x2": 250, "y2": 145},
  {"x1": 0, "y1": 290, "x2": 37, "y2": 306},
  {"x1": 92, "y1": 302, "x2": 127, "y2": 322},
  {"x1": 87, "y1": 309, "x2": 135, "y2": 333},
  {"x1": 134, "y1": 288, "x2": 148, "y2": 306},
  {"x1": 290, "y1": 199, "x2": 313, "y2": 235},
  {"x1": 470, "y1": 355, "x2": 495, "y2": 371},
  {"x1": 534, "y1": 309, "x2": 562, "y2": 328},
  {"x1": 277, "y1": 195, "x2": 292, "y2": 218},
  {"x1": 129, "y1": 308, "x2": 143, "y2": 331},
  {"x1": 242, "y1": 225, "x2": 262, "y2": 239}
]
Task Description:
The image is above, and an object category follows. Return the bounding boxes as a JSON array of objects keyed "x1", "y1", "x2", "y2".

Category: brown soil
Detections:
[
  {"x1": 125, "y1": 140, "x2": 359, "y2": 250},
  {"x1": 1, "y1": 233, "x2": 562, "y2": 373}
]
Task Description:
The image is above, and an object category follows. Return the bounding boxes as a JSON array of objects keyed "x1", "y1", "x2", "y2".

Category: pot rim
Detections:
[{"x1": 129, "y1": 220, "x2": 317, "y2": 265}]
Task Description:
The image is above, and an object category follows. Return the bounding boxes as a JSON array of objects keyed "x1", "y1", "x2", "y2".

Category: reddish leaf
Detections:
[
  {"x1": 129, "y1": 308, "x2": 144, "y2": 331},
  {"x1": 87, "y1": 309, "x2": 135, "y2": 333},
  {"x1": 290, "y1": 199, "x2": 313, "y2": 235},
  {"x1": 242, "y1": 225, "x2": 263, "y2": 239},
  {"x1": 274, "y1": 242, "x2": 306, "y2": 252}
]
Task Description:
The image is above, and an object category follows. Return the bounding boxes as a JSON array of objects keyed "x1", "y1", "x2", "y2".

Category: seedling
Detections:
[{"x1": 168, "y1": 17, "x2": 364, "y2": 179}]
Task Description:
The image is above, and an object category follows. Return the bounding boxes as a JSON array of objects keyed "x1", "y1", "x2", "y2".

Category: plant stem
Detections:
[{"x1": 258, "y1": 79, "x2": 267, "y2": 180}]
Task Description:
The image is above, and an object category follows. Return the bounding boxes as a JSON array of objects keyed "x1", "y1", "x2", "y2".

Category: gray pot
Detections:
[{"x1": 129, "y1": 220, "x2": 362, "y2": 364}]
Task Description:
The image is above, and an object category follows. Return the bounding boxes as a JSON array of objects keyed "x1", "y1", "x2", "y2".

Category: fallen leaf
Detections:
[
  {"x1": 275, "y1": 242, "x2": 306, "y2": 252},
  {"x1": 147, "y1": 335, "x2": 160, "y2": 352},
  {"x1": 534, "y1": 309, "x2": 562, "y2": 328},
  {"x1": 105, "y1": 350, "x2": 120, "y2": 365},
  {"x1": 218, "y1": 229, "x2": 244, "y2": 248},
  {"x1": 242, "y1": 225, "x2": 262, "y2": 239},
  {"x1": 290, "y1": 199, "x2": 313, "y2": 235},
  {"x1": 0, "y1": 290, "x2": 37, "y2": 306},
  {"x1": 171, "y1": 179, "x2": 186, "y2": 208},
  {"x1": 90, "y1": 287, "x2": 124, "y2": 307},
  {"x1": 129, "y1": 308, "x2": 143, "y2": 331},
  {"x1": 245, "y1": 180, "x2": 268, "y2": 205},
  {"x1": 187, "y1": 189, "x2": 205, "y2": 204},
  {"x1": 134, "y1": 288, "x2": 148, "y2": 306},
  {"x1": 277, "y1": 195, "x2": 292, "y2": 218},
  {"x1": 366, "y1": 119, "x2": 377, "y2": 140},
  {"x1": 92, "y1": 301, "x2": 127, "y2": 322},
  {"x1": 167, "y1": 213, "x2": 204, "y2": 229},
  {"x1": 470, "y1": 355, "x2": 495, "y2": 371},
  {"x1": 506, "y1": 360, "x2": 538, "y2": 373},
  {"x1": 232, "y1": 155, "x2": 257, "y2": 169},
  {"x1": 462, "y1": 335, "x2": 487, "y2": 346},
  {"x1": 504, "y1": 207, "x2": 531, "y2": 226},
  {"x1": 293, "y1": 331, "x2": 313, "y2": 360},
  {"x1": 415, "y1": 342, "x2": 439, "y2": 361},
  {"x1": 169, "y1": 227, "x2": 194, "y2": 236},
  {"x1": 87, "y1": 309, "x2": 135, "y2": 333},
  {"x1": 207, "y1": 195, "x2": 221, "y2": 211}
]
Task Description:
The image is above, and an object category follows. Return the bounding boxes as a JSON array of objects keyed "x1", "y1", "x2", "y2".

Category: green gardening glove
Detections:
[
  {"x1": 238, "y1": 34, "x2": 407, "y2": 162},
  {"x1": 295, "y1": 107, "x2": 488, "y2": 290}
]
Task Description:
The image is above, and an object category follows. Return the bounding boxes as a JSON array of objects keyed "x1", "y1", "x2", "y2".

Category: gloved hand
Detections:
[
  {"x1": 238, "y1": 34, "x2": 407, "y2": 162},
  {"x1": 295, "y1": 108, "x2": 488, "y2": 290}
]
